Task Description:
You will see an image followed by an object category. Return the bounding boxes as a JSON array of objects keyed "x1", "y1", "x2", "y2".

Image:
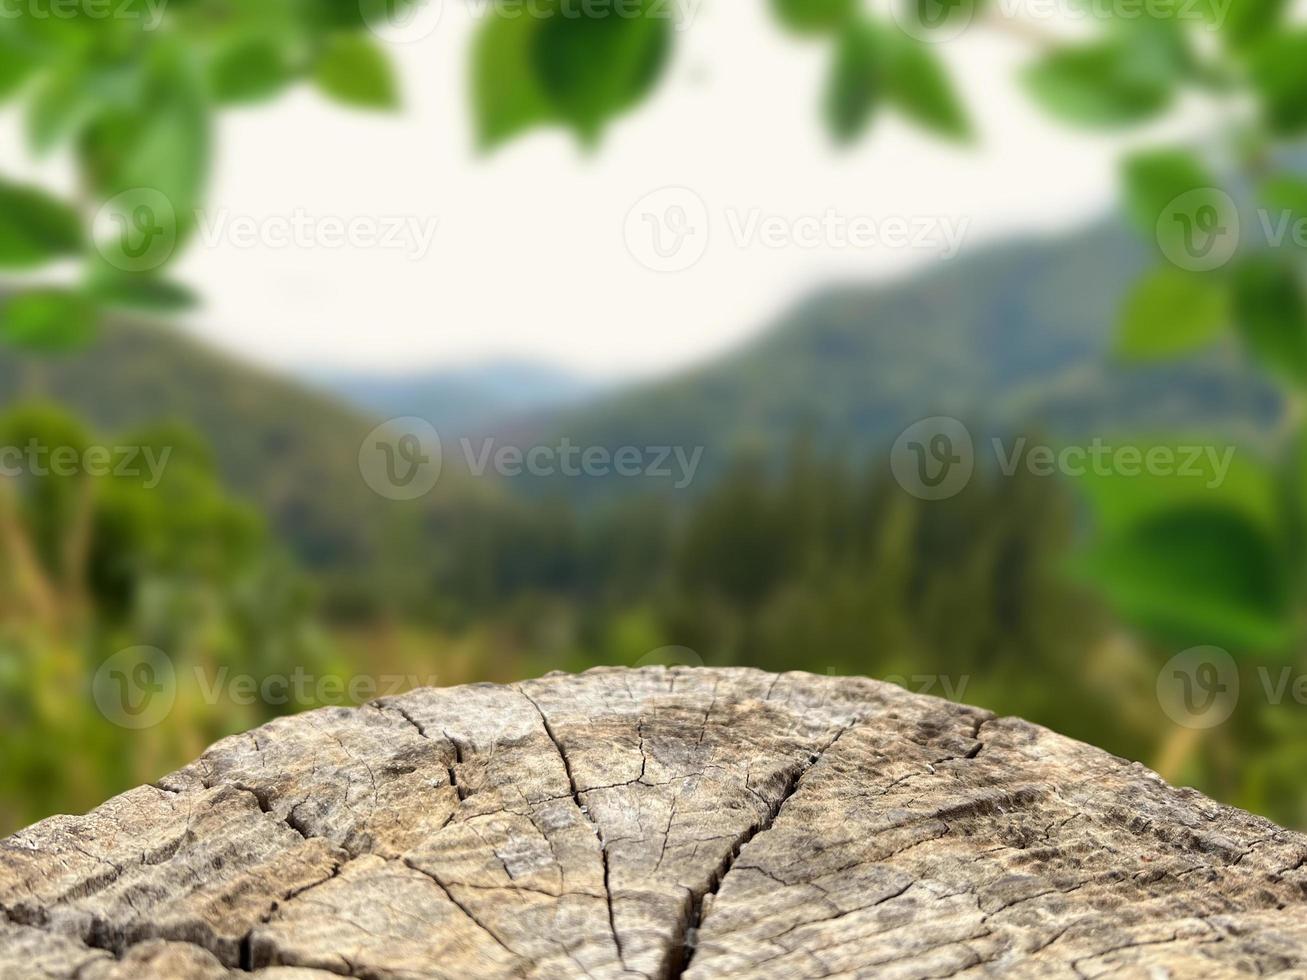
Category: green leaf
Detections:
[
  {"x1": 822, "y1": 21, "x2": 969, "y2": 143},
  {"x1": 330, "y1": 0, "x2": 429, "y2": 33},
  {"x1": 824, "y1": 22, "x2": 881, "y2": 142},
  {"x1": 1076, "y1": 440, "x2": 1278, "y2": 535},
  {"x1": 1249, "y1": 30, "x2": 1307, "y2": 136},
  {"x1": 0, "y1": 289, "x2": 98, "y2": 352},
  {"x1": 88, "y1": 272, "x2": 198, "y2": 313},
  {"x1": 1024, "y1": 39, "x2": 1175, "y2": 128},
  {"x1": 1261, "y1": 174, "x2": 1307, "y2": 216},
  {"x1": 80, "y1": 45, "x2": 211, "y2": 247},
  {"x1": 1219, "y1": 0, "x2": 1289, "y2": 50},
  {"x1": 471, "y1": 10, "x2": 556, "y2": 150},
  {"x1": 530, "y1": 1, "x2": 672, "y2": 144},
  {"x1": 1121, "y1": 148, "x2": 1214, "y2": 238},
  {"x1": 1118, "y1": 266, "x2": 1229, "y2": 359},
  {"x1": 0, "y1": 178, "x2": 84, "y2": 269},
  {"x1": 0, "y1": 33, "x2": 38, "y2": 102},
  {"x1": 321, "y1": 0, "x2": 386, "y2": 30},
  {"x1": 1259, "y1": 175, "x2": 1307, "y2": 252},
  {"x1": 1075, "y1": 504, "x2": 1292, "y2": 652},
  {"x1": 314, "y1": 34, "x2": 398, "y2": 110},
  {"x1": 210, "y1": 36, "x2": 293, "y2": 105},
  {"x1": 771, "y1": 0, "x2": 857, "y2": 35},
  {"x1": 882, "y1": 34, "x2": 971, "y2": 141},
  {"x1": 26, "y1": 61, "x2": 91, "y2": 156},
  {"x1": 1232, "y1": 258, "x2": 1307, "y2": 385}
]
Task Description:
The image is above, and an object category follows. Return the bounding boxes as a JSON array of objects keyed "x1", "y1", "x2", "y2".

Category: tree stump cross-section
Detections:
[{"x1": 2, "y1": 667, "x2": 1306, "y2": 978}]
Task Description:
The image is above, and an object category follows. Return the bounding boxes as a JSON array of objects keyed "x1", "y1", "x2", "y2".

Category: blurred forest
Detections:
[
  {"x1": 4, "y1": 0, "x2": 1307, "y2": 838},
  {"x1": 2, "y1": 296, "x2": 1304, "y2": 835}
]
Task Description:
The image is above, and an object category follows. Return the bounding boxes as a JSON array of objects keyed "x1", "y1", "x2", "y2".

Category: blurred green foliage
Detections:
[
  {"x1": 0, "y1": 403, "x2": 346, "y2": 832},
  {"x1": 2, "y1": 0, "x2": 1307, "y2": 836},
  {"x1": 0, "y1": 0, "x2": 976, "y2": 346},
  {"x1": 0, "y1": 0, "x2": 405, "y2": 342}
]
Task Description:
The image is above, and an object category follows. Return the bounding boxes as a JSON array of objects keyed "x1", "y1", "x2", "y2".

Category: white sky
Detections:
[{"x1": 2, "y1": 0, "x2": 1222, "y2": 379}]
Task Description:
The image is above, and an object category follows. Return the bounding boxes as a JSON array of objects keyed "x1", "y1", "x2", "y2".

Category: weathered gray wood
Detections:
[{"x1": 2, "y1": 667, "x2": 1306, "y2": 979}]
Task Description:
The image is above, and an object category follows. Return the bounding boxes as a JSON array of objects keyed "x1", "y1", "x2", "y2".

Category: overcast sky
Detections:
[{"x1": 2, "y1": 0, "x2": 1220, "y2": 380}]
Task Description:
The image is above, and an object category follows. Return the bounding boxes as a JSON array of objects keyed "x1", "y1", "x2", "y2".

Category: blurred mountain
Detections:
[
  {"x1": 0, "y1": 320, "x2": 490, "y2": 616},
  {"x1": 306, "y1": 361, "x2": 604, "y2": 438},
  {"x1": 0, "y1": 321, "x2": 365, "y2": 558},
  {"x1": 504, "y1": 218, "x2": 1278, "y2": 494},
  {"x1": 0, "y1": 215, "x2": 1280, "y2": 573}
]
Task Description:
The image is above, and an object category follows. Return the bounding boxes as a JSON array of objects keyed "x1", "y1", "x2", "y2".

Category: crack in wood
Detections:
[{"x1": 4, "y1": 669, "x2": 1306, "y2": 979}]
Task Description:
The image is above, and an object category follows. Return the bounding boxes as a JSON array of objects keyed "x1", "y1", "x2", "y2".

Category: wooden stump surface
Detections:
[{"x1": 2, "y1": 667, "x2": 1306, "y2": 979}]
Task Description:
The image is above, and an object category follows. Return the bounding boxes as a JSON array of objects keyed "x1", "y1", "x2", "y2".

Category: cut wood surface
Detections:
[{"x1": 3, "y1": 667, "x2": 1307, "y2": 979}]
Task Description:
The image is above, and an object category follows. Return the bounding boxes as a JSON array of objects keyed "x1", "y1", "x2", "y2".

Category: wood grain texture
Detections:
[{"x1": 2, "y1": 667, "x2": 1306, "y2": 979}]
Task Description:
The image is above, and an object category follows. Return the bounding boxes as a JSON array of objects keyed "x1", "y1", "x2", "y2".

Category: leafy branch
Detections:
[{"x1": 0, "y1": 0, "x2": 405, "y2": 349}]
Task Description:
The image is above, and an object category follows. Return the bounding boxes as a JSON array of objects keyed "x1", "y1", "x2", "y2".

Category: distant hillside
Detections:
[
  {"x1": 0, "y1": 214, "x2": 1280, "y2": 576},
  {"x1": 505, "y1": 218, "x2": 1278, "y2": 496},
  {"x1": 309, "y1": 360, "x2": 603, "y2": 438},
  {"x1": 0, "y1": 318, "x2": 492, "y2": 616}
]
